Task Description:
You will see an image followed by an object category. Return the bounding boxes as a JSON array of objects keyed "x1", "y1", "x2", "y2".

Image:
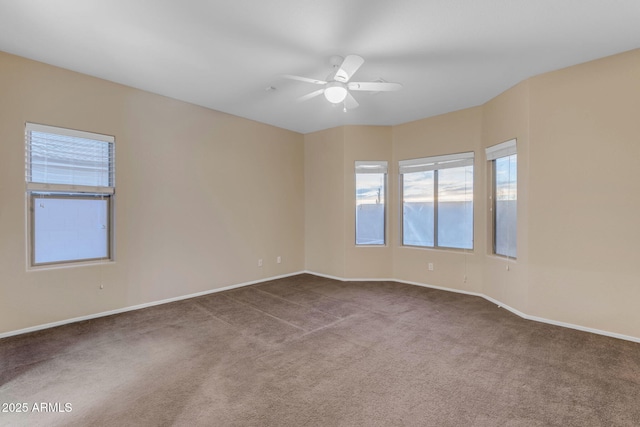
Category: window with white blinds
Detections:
[
  {"x1": 486, "y1": 139, "x2": 517, "y2": 258},
  {"x1": 26, "y1": 123, "x2": 115, "y2": 193},
  {"x1": 25, "y1": 123, "x2": 115, "y2": 266},
  {"x1": 400, "y1": 152, "x2": 474, "y2": 249}
]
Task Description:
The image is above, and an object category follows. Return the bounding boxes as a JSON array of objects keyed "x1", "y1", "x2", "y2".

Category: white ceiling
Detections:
[{"x1": 1, "y1": 0, "x2": 639, "y2": 134}]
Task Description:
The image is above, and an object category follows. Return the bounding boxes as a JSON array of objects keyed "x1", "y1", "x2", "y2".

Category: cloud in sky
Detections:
[
  {"x1": 356, "y1": 165, "x2": 476, "y2": 205},
  {"x1": 403, "y1": 166, "x2": 473, "y2": 203},
  {"x1": 356, "y1": 173, "x2": 385, "y2": 204}
]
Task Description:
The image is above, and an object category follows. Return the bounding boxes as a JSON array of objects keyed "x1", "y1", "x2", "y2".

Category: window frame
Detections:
[
  {"x1": 399, "y1": 152, "x2": 475, "y2": 251},
  {"x1": 486, "y1": 139, "x2": 517, "y2": 259},
  {"x1": 355, "y1": 161, "x2": 388, "y2": 246},
  {"x1": 29, "y1": 193, "x2": 113, "y2": 267},
  {"x1": 25, "y1": 123, "x2": 115, "y2": 268}
]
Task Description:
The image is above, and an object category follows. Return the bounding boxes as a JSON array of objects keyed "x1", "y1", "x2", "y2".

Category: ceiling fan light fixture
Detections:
[
  {"x1": 324, "y1": 82, "x2": 348, "y2": 103},
  {"x1": 285, "y1": 54, "x2": 401, "y2": 109}
]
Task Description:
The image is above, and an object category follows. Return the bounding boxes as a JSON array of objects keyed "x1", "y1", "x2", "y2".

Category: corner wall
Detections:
[
  {"x1": 304, "y1": 48, "x2": 640, "y2": 341},
  {"x1": 481, "y1": 81, "x2": 531, "y2": 312},
  {"x1": 304, "y1": 125, "x2": 393, "y2": 279},
  {"x1": 304, "y1": 127, "x2": 346, "y2": 277}
]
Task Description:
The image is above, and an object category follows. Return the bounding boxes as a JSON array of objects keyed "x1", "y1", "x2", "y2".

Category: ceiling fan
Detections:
[{"x1": 284, "y1": 55, "x2": 402, "y2": 110}]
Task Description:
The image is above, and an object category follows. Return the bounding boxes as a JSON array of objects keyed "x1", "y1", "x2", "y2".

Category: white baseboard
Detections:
[
  {"x1": 0, "y1": 271, "x2": 305, "y2": 340},
  {"x1": 304, "y1": 270, "x2": 640, "y2": 344},
  {"x1": 4, "y1": 270, "x2": 638, "y2": 344}
]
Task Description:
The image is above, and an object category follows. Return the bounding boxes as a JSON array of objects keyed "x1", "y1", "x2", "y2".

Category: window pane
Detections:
[
  {"x1": 437, "y1": 166, "x2": 474, "y2": 249},
  {"x1": 495, "y1": 155, "x2": 517, "y2": 257},
  {"x1": 356, "y1": 173, "x2": 385, "y2": 245},
  {"x1": 403, "y1": 171, "x2": 434, "y2": 246},
  {"x1": 33, "y1": 197, "x2": 109, "y2": 264}
]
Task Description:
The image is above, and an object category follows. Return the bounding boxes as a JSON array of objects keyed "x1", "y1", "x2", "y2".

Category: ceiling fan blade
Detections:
[
  {"x1": 283, "y1": 74, "x2": 327, "y2": 85},
  {"x1": 334, "y1": 55, "x2": 364, "y2": 83},
  {"x1": 344, "y1": 92, "x2": 359, "y2": 109},
  {"x1": 298, "y1": 89, "x2": 324, "y2": 102},
  {"x1": 348, "y1": 81, "x2": 403, "y2": 92}
]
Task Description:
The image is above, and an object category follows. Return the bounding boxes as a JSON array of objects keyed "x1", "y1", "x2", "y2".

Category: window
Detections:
[
  {"x1": 26, "y1": 123, "x2": 115, "y2": 266},
  {"x1": 355, "y1": 161, "x2": 387, "y2": 245},
  {"x1": 400, "y1": 152, "x2": 474, "y2": 249},
  {"x1": 486, "y1": 139, "x2": 517, "y2": 258}
]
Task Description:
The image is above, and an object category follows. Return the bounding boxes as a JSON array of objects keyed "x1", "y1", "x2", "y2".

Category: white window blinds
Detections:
[
  {"x1": 485, "y1": 139, "x2": 517, "y2": 160},
  {"x1": 26, "y1": 123, "x2": 115, "y2": 193},
  {"x1": 399, "y1": 152, "x2": 474, "y2": 174},
  {"x1": 355, "y1": 160, "x2": 388, "y2": 174}
]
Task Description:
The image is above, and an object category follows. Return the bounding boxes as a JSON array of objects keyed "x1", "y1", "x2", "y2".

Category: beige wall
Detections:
[
  {"x1": 3, "y1": 47, "x2": 640, "y2": 341},
  {"x1": 527, "y1": 49, "x2": 640, "y2": 337},
  {"x1": 0, "y1": 51, "x2": 305, "y2": 334},
  {"x1": 304, "y1": 127, "x2": 346, "y2": 277}
]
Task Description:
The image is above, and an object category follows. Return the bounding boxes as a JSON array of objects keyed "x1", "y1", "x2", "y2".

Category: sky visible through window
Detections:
[
  {"x1": 402, "y1": 165, "x2": 473, "y2": 249},
  {"x1": 355, "y1": 165, "x2": 474, "y2": 249},
  {"x1": 355, "y1": 167, "x2": 474, "y2": 205},
  {"x1": 496, "y1": 155, "x2": 517, "y2": 201},
  {"x1": 356, "y1": 173, "x2": 385, "y2": 245},
  {"x1": 495, "y1": 154, "x2": 517, "y2": 257},
  {"x1": 403, "y1": 167, "x2": 473, "y2": 203},
  {"x1": 356, "y1": 173, "x2": 385, "y2": 205}
]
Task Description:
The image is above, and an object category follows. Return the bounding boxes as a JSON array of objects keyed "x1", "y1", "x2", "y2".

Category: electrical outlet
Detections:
[
  {"x1": 428, "y1": 262, "x2": 434, "y2": 271},
  {"x1": 277, "y1": 256, "x2": 281, "y2": 264},
  {"x1": 258, "y1": 259, "x2": 263, "y2": 267}
]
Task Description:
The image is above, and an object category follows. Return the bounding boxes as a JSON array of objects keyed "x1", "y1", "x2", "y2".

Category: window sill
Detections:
[
  {"x1": 400, "y1": 245, "x2": 474, "y2": 254},
  {"x1": 27, "y1": 259, "x2": 115, "y2": 272},
  {"x1": 487, "y1": 254, "x2": 517, "y2": 262}
]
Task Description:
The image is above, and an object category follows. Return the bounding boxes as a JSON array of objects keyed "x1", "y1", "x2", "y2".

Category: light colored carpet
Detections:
[{"x1": 1, "y1": 274, "x2": 639, "y2": 426}]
